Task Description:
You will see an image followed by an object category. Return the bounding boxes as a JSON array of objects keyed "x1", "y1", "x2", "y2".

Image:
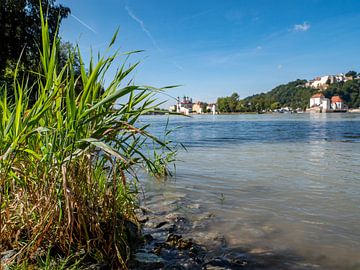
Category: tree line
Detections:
[
  {"x1": 217, "y1": 73, "x2": 360, "y2": 113},
  {"x1": 0, "y1": 0, "x2": 80, "y2": 101}
]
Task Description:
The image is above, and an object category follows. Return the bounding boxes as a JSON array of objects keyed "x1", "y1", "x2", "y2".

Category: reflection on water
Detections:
[{"x1": 141, "y1": 113, "x2": 360, "y2": 269}]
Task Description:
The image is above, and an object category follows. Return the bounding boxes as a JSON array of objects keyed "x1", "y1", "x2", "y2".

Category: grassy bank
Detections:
[{"x1": 0, "y1": 8, "x2": 176, "y2": 269}]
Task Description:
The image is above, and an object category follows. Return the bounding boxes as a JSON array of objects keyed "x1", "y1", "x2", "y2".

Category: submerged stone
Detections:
[
  {"x1": 133, "y1": 252, "x2": 165, "y2": 269},
  {"x1": 155, "y1": 221, "x2": 169, "y2": 228},
  {"x1": 202, "y1": 257, "x2": 232, "y2": 270}
]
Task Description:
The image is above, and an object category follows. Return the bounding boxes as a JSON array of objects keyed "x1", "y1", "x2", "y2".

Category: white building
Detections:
[
  {"x1": 306, "y1": 74, "x2": 348, "y2": 89},
  {"x1": 169, "y1": 105, "x2": 177, "y2": 112},
  {"x1": 331, "y1": 96, "x2": 346, "y2": 110},
  {"x1": 309, "y1": 93, "x2": 330, "y2": 112},
  {"x1": 310, "y1": 75, "x2": 335, "y2": 89},
  {"x1": 176, "y1": 96, "x2": 193, "y2": 115},
  {"x1": 206, "y1": 103, "x2": 217, "y2": 114},
  {"x1": 309, "y1": 93, "x2": 347, "y2": 112}
]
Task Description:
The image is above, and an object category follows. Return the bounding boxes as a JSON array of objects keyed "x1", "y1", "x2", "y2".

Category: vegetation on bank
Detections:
[
  {"x1": 217, "y1": 73, "x2": 360, "y2": 113},
  {"x1": 0, "y1": 7, "x2": 177, "y2": 269},
  {"x1": 323, "y1": 78, "x2": 360, "y2": 108}
]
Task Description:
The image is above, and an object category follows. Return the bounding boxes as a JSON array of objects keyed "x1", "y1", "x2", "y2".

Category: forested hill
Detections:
[
  {"x1": 323, "y1": 79, "x2": 360, "y2": 108},
  {"x1": 242, "y1": 79, "x2": 316, "y2": 112},
  {"x1": 217, "y1": 76, "x2": 360, "y2": 112}
]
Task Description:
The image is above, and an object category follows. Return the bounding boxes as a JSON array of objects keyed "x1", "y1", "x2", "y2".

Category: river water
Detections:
[{"x1": 140, "y1": 113, "x2": 360, "y2": 269}]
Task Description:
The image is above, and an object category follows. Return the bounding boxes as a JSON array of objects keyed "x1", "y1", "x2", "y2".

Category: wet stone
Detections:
[
  {"x1": 165, "y1": 212, "x2": 182, "y2": 221},
  {"x1": 202, "y1": 257, "x2": 232, "y2": 270},
  {"x1": 230, "y1": 255, "x2": 249, "y2": 267},
  {"x1": 138, "y1": 217, "x2": 149, "y2": 223},
  {"x1": 142, "y1": 234, "x2": 154, "y2": 244},
  {"x1": 134, "y1": 196, "x2": 258, "y2": 270},
  {"x1": 164, "y1": 262, "x2": 187, "y2": 270},
  {"x1": 193, "y1": 232, "x2": 227, "y2": 249},
  {"x1": 133, "y1": 252, "x2": 165, "y2": 269},
  {"x1": 187, "y1": 203, "x2": 201, "y2": 209},
  {"x1": 155, "y1": 221, "x2": 169, "y2": 228}
]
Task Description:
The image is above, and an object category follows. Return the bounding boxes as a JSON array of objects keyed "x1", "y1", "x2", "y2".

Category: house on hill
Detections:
[
  {"x1": 305, "y1": 74, "x2": 348, "y2": 90},
  {"x1": 331, "y1": 96, "x2": 347, "y2": 110},
  {"x1": 309, "y1": 93, "x2": 330, "y2": 112},
  {"x1": 308, "y1": 93, "x2": 347, "y2": 113}
]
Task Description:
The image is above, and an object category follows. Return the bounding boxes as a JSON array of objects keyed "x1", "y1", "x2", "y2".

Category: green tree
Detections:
[
  {"x1": 216, "y1": 92, "x2": 240, "y2": 112},
  {"x1": 217, "y1": 97, "x2": 228, "y2": 112},
  {"x1": 270, "y1": 102, "x2": 281, "y2": 110},
  {"x1": 229, "y1": 92, "x2": 239, "y2": 112},
  {"x1": 345, "y1": 70, "x2": 357, "y2": 78},
  {"x1": 324, "y1": 78, "x2": 360, "y2": 108},
  {"x1": 201, "y1": 102, "x2": 208, "y2": 113},
  {"x1": 241, "y1": 79, "x2": 316, "y2": 111},
  {"x1": 0, "y1": 0, "x2": 70, "y2": 81}
]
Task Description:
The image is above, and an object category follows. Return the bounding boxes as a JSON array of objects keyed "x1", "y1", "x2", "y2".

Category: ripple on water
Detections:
[{"x1": 142, "y1": 114, "x2": 360, "y2": 270}]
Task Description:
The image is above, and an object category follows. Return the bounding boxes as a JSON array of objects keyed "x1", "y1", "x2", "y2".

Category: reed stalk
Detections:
[{"x1": 0, "y1": 6, "x2": 176, "y2": 268}]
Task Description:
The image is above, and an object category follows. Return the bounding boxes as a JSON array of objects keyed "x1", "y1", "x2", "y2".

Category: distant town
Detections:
[
  {"x1": 168, "y1": 71, "x2": 360, "y2": 115},
  {"x1": 169, "y1": 96, "x2": 217, "y2": 115}
]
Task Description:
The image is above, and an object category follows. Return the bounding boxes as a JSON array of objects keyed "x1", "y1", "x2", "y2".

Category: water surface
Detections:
[{"x1": 141, "y1": 113, "x2": 360, "y2": 269}]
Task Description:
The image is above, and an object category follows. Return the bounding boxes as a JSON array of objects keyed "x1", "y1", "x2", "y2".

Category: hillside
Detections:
[
  {"x1": 217, "y1": 75, "x2": 360, "y2": 113},
  {"x1": 241, "y1": 79, "x2": 316, "y2": 112},
  {"x1": 323, "y1": 79, "x2": 360, "y2": 108}
]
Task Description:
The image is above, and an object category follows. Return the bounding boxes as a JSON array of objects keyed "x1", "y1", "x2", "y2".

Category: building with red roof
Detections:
[
  {"x1": 309, "y1": 93, "x2": 330, "y2": 111},
  {"x1": 308, "y1": 93, "x2": 347, "y2": 112},
  {"x1": 331, "y1": 96, "x2": 346, "y2": 110}
]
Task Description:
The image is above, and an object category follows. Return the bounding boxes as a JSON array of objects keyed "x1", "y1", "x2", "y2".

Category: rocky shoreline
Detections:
[
  {"x1": 129, "y1": 203, "x2": 249, "y2": 270},
  {"x1": 1, "y1": 191, "x2": 324, "y2": 270},
  {"x1": 128, "y1": 192, "x2": 322, "y2": 270}
]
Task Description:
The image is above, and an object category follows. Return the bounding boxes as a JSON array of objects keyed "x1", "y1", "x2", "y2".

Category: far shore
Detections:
[{"x1": 151, "y1": 110, "x2": 360, "y2": 116}]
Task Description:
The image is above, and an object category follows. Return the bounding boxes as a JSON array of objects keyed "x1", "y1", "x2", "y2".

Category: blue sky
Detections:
[{"x1": 58, "y1": 0, "x2": 360, "y2": 107}]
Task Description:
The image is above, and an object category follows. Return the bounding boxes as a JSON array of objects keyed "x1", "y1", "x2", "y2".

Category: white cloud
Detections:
[
  {"x1": 277, "y1": 64, "x2": 283, "y2": 70},
  {"x1": 125, "y1": 6, "x2": 161, "y2": 50},
  {"x1": 293, "y1": 22, "x2": 311, "y2": 32}
]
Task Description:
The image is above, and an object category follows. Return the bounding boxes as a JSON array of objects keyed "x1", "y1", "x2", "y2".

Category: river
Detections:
[{"x1": 140, "y1": 113, "x2": 360, "y2": 269}]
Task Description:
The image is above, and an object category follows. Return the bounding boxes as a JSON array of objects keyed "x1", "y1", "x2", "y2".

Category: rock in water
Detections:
[{"x1": 133, "y1": 252, "x2": 165, "y2": 269}]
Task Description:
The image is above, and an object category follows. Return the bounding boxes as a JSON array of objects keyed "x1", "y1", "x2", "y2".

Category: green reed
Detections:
[{"x1": 0, "y1": 6, "x2": 176, "y2": 268}]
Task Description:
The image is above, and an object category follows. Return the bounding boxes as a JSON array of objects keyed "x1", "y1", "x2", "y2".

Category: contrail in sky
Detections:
[
  {"x1": 125, "y1": 5, "x2": 161, "y2": 51},
  {"x1": 71, "y1": 14, "x2": 97, "y2": 34}
]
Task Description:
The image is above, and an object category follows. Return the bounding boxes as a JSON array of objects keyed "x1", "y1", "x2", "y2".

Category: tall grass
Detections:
[{"x1": 0, "y1": 7, "x2": 176, "y2": 268}]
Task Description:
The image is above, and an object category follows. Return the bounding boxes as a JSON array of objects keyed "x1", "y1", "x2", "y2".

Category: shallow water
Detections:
[{"x1": 140, "y1": 113, "x2": 360, "y2": 269}]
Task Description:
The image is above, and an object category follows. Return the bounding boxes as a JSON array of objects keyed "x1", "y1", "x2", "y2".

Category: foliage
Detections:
[
  {"x1": 0, "y1": 8, "x2": 176, "y2": 268},
  {"x1": 0, "y1": 0, "x2": 70, "y2": 100},
  {"x1": 216, "y1": 80, "x2": 315, "y2": 112},
  {"x1": 216, "y1": 80, "x2": 318, "y2": 113},
  {"x1": 0, "y1": 0, "x2": 70, "y2": 72},
  {"x1": 345, "y1": 70, "x2": 357, "y2": 78},
  {"x1": 241, "y1": 79, "x2": 316, "y2": 112},
  {"x1": 217, "y1": 92, "x2": 240, "y2": 112},
  {"x1": 324, "y1": 79, "x2": 360, "y2": 108},
  {"x1": 217, "y1": 75, "x2": 360, "y2": 112}
]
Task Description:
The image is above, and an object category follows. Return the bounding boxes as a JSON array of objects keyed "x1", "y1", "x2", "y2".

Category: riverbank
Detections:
[
  {"x1": 0, "y1": 191, "x2": 323, "y2": 270},
  {"x1": 128, "y1": 190, "x2": 324, "y2": 270}
]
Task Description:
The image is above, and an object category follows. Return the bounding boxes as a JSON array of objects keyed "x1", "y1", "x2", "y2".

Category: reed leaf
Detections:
[{"x1": 0, "y1": 8, "x2": 178, "y2": 269}]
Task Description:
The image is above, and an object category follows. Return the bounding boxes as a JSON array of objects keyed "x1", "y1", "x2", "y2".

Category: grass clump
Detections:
[{"x1": 0, "y1": 7, "x2": 176, "y2": 269}]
